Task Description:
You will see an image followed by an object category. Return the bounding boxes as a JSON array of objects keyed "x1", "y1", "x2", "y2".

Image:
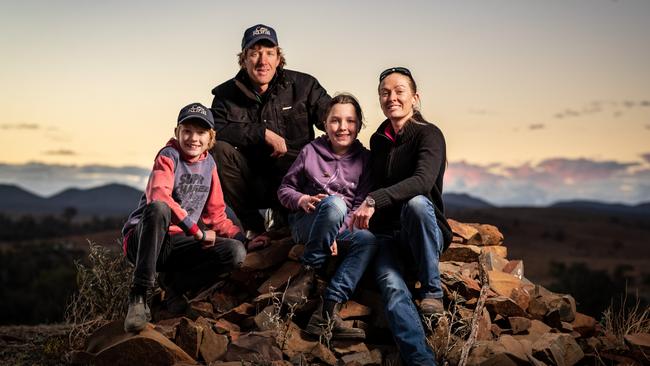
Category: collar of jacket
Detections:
[
  {"x1": 233, "y1": 69, "x2": 285, "y2": 103},
  {"x1": 375, "y1": 118, "x2": 426, "y2": 145}
]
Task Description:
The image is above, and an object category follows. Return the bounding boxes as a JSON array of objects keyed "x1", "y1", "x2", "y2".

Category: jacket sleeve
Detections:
[
  {"x1": 370, "y1": 127, "x2": 445, "y2": 209},
  {"x1": 201, "y1": 166, "x2": 244, "y2": 240},
  {"x1": 306, "y1": 77, "x2": 331, "y2": 132},
  {"x1": 211, "y1": 92, "x2": 266, "y2": 148},
  {"x1": 146, "y1": 154, "x2": 200, "y2": 236},
  {"x1": 277, "y1": 149, "x2": 308, "y2": 211}
]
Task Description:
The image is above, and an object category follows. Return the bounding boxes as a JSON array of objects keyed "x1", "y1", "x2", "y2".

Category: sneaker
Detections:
[
  {"x1": 418, "y1": 297, "x2": 445, "y2": 317},
  {"x1": 305, "y1": 300, "x2": 365, "y2": 340},
  {"x1": 283, "y1": 265, "x2": 315, "y2": 306},
  {"x1": 124, "y1": 292, "x2": 149, "y2": 333}
]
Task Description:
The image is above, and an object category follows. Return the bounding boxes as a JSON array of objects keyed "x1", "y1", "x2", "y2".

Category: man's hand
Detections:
[
  {"x1": 247, "y1": 233, "x2": 271, "y2": 251},
  {"x1": 298, "y1": 193, "x2": 328, "y2": 213},
  {"x1": 350, "y1": 200, "x2": 375, "y2": 230},
  {"x1": 200, "y1": 230, "x2": 217, "y2": 249},
  {"x1": 330, "y1": 239, "x2": 338, "y2": 256},
  {"x1": 264, "y1": 129, "x2": 287, "y2": 158}
]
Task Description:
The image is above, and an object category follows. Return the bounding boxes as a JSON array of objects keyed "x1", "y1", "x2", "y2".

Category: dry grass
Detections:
[
  {"x1": 602, "y1": 288, "x2": 650, "y2": 347},
  {"x1": 424, "y1": 292, "x2": 471, "y2": 365},
  {"x1": 64, "y1": 240, "x2": 132, "y2": 350}
]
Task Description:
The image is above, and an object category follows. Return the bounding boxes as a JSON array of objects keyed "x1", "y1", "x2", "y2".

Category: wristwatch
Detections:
[{"x1": 364, "y1": 196, "x2": 376, "y2": 208}]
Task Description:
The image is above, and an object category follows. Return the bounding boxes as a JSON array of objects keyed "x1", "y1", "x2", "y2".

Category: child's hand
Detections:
[
  {"x1": 298, "y1": 193, "x2": 328, "y2": 213},
  {"x1": 201, "y1": 230, "x2": 217, "y2": 249},
  {"x1": 247, "y1": 233, "x2": 271, "y2": 251}
]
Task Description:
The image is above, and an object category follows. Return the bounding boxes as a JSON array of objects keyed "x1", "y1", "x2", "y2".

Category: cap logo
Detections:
[
  {"x1": 252, "y1": 26, "x2": 271, "y2": 36},
  {"x1": 188, "y1": 105, "x2": 207, "y2": 115}
]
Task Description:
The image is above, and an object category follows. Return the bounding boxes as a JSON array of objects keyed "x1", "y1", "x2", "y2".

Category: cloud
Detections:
[
  {"x1": 0, "y1": 123, "x2": 39, "y2": 130},
  {"x1": 445, "y1": 157, "x2": 648, "y2": 206},
  {"x1": 529, "y1": 124, "x2": 544, "y2": 130},
  {"x1": 44, "y1": 149, "x2": 76, "y2": 156},
  {"x1": 0, "y1": 162, "x2": 150, "y2": 197},
  {"x1": 552, "y1": 99, "x2": 649, "y2": 120},
  {"x1": 641, "y1": 153, "x2": 650, "y2": 164}
]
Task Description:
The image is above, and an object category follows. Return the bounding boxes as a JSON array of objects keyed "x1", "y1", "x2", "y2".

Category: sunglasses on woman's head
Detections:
[{"x1": 379, "y1": 67, "x2": 412, "y2": 82}]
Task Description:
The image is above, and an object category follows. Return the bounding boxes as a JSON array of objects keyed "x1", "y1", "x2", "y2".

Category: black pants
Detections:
[
  {"x1": 212, "y1": 141, "x2": 291, "y2": 233},
  {"x1": 125, "y1": 201, "x2": 246, "y2": 294}
]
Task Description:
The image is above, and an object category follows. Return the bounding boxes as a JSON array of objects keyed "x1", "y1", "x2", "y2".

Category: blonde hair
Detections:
[{"x1": 174, "y1": 124, "x2": 216, "y2": 150}]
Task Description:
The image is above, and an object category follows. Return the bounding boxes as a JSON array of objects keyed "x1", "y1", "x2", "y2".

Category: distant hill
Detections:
[
  {"x1": 443, "y1": 192, "x2": 494, "y2": 210},
  {"x1": 0, "y1": 183, "x2": 142, "y2": 217},
  {"x1": 550, "y1": 200, "x2": 650, "y2": 217}
]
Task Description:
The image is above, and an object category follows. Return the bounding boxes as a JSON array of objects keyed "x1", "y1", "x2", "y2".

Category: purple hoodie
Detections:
[{"x1": 278, "y1": 135, "x2": 371, "y2": 231}]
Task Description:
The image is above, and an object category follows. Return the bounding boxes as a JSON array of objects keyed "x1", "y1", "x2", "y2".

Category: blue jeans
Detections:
[
  {"x1": 290, "y1": 195, "x2": 377, "y2": 303},
  {"x1": 374, "y1": 195, "x2": 444, "y2": 366}
]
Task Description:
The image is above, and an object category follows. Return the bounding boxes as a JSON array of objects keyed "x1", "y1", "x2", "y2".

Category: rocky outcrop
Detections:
[{"x1": 74, "y1": 219, "x2": 648, "y2": 365}]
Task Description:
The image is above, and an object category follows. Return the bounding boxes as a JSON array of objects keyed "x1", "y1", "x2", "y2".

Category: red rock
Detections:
[
  {"x1": 447, "y1": 219, "x2": 480, "y2": 242},
  {"x1": 340, "y1": 349, "x2": 382, "y2": 365},
  {"x1": 532, "y1": 333, "x2": 584, "y2": 366},
  {"x1": 332, "y1": 341, "x2": 369, "y2": 355},
  {"x1": 82, "y1": 321, "x2": 195, "y2": 365},
  {"x1": 571, "y1": 312, "x2": 597, "y2": 337},
  {"x1": 440, "y1": 243, "x2": 481, "y2": 262},
  {"x1": 196, "y1": 317, "x2": 228, "y2": 363},
  {"x1": 257, "y1": 261, "x2": 302, "y2": 294},
  {"x1": 188, "y1": 301, "x2": 214, "y2": 320},
  {"x1": 218, "y1": 303, "x2": 255, "y2": 324},
  {"x1": 481, "y1": 245, "x2": 507, "y2": 258},
  {"x1": 254, "y1": 304, "x2": 279, "y2": 331},
  {"x1": 241, "y1": 237, "x2": 294, "y2": 271},
  {"x1": 528, "y1": 285, "x2": 576, "y2": 322},
  {"x1": 288, "y1": 244, "x2": 304, "y2": 261},
  {"x1": 213, "y1": 319, "x2": 240, "y2": 334},
  {"x1": 175, "y1": 317, "x2": 202, "y2": 359},
  {"x1": 469, "y1": 223, "x2": 504, "y2": 246},
  {"x1": 209, "y1": 292, "x2": 239, "y2": 315},
  {"x1": 223, "y1": 331, "x2": 283, "y2": 362},
  {"x1": 339, "y1": 300, "x2": 372, "y2": 319},
  {"x1": 485, "y1": 296, "x2": 527, "y2": 318},
  {"x1": 508, "y1": 317, "x2": 531, "y2": 335},
  {"x1": 481, "y1": 251, "x2": 509, "y2": 272},
  {"x1": 624, "y1": 332, "x2": 650, "y2": 356},
  {"x1": 502, "y1": 260, "x2": 524, "y2": 279}
]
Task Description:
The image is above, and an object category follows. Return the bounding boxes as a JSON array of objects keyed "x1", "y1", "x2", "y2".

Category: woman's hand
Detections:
[
  {"x1": 297, "y1": 193, "x2": 328, "y2": 213},
  {"x1": 351, "y1": 200, "x2": 375, "y2": 230}
]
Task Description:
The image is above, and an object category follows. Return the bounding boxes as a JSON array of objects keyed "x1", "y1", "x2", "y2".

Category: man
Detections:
[{"x1": 210, "y1": 24, "x2": 331, "y2": 241}]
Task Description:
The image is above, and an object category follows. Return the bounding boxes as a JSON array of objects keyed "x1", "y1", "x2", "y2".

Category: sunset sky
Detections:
[{"x1": 1, "y1": 0, "x2": 649, "y2": 205}]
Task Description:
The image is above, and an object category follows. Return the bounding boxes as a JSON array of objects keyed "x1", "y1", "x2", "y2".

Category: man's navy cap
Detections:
[
  {"x1": 177, "y1": 103, "x2": 214, "y2": 129},
  {"x1": 241, "y1": 24, "x2": 278, "y2": 50}
]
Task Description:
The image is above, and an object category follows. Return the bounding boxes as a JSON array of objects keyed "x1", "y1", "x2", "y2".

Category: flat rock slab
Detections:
[{"x1": 82, "y1": 320, "x2": 195, "y2": 366}]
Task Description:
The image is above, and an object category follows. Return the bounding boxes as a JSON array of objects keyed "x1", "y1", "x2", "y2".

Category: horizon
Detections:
[{"x1": 1, "y1": 1, "x2": 649, "y2": 205}]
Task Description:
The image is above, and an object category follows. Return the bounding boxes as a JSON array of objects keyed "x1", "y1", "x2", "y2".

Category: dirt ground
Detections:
[{"x1": 0, "y1": 324, "x2": 71, "y2": 366}]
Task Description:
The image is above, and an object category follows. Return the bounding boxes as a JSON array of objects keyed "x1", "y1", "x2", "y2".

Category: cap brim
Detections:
[
  {"x1": 177, "y1": 116, "x2": 213, "y2": 129},
  {"x1": 242, "y1": 36, "x2": 278, "y2": 50}
]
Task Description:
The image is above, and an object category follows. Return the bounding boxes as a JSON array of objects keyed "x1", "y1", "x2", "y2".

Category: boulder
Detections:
[
  {"x1": 196, "y1": 317, "x2": 228, "y2": 362},
  {"x1": 257, "y1": 261, "x2": 302, "y2": 293},
  {"x1": 223, "y1": 331, "x2": 283, "y2": 363},
  {"x1": 241, "y1": 237, "x2": 294, "y2": 271},
  {"x1": 82, "y1": 321, "x2": 195, "y2": 366},
  {"x1": 532, "y1": 333, "x2": 584, "y2": 366},
  {"x1": 485, "y1": 296, "x2": 527, "y2": 318},
  {"x1": 175, "y1": 317, "x2": 202, "y2": 359}
]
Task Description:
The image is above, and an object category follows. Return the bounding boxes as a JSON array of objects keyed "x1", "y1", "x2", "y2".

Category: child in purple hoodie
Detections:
[{"x1": 277, "y1": 93, "x2": 377, "y2": 340}]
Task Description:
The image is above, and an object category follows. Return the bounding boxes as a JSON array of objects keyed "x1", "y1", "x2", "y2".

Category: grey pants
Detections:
[{"x1": 125, "y1": 201, "x2": 246, "y2": 293}]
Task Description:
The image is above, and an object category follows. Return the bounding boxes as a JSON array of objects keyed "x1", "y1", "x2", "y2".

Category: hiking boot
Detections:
[
  {"x1": 418, "y1": 297, "x2": 445, "y2": 317},
  {"x1": 283, "y1": 265, "x2": 315, "y2": 306},
  {"x1": 124, "y1": 289, "x2": 150, "y2": 333},
  {"x1": 305, "y1": 300, "x2": 365, "y2": 340}
]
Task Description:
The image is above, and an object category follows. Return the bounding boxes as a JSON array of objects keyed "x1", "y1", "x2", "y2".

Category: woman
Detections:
[
  {"x1": 351, "y1": 68, "x2": 452, "y2": 365},
  {"x1": 278, "y1": 93, "x2": 377, "y2": 340}
]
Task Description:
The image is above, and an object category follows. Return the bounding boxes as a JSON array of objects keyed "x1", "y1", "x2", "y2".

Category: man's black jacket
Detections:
[{"x1": 211, "y1": 68, "x2": 331, "y2": 161}]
